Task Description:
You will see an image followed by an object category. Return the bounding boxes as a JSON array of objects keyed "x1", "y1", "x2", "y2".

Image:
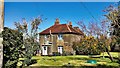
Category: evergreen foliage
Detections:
[{"x1": 2, "y1": 27, "x2": 23, "y2": 68}]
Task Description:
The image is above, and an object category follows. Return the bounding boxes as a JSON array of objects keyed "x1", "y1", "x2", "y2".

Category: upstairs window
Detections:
[
  {"x1": 58, "y1": 34, "x2": 63, "y2": 40},
  {"x1": 44, "y1": 35, "x2": 47, "y2": 40},
  {"x1": 44, "y1": 35, "x2": 50, "y2": 44},
  {"x1": 44, "y1": 35, "x2": 47, "y2": 44}
]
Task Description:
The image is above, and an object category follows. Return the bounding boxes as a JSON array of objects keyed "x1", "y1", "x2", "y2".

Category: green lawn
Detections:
[{"x1": 18, "y1": 52, "x2": 120, "y2": 67}]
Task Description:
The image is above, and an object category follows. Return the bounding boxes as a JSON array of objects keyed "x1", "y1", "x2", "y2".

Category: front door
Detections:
[
  {"x1": 42, "y1": 46, "x2": 47, "y2": 55},
  {"x1": 58, "y1": 46, "x2": 63, "y2": 54}
]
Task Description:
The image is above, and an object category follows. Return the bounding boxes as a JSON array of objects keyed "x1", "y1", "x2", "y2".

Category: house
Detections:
[{"x1": 39, "y1": 19, "x2": 84, "y2": 55}]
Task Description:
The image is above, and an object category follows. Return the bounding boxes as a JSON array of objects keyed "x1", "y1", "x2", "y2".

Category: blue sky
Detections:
[
  {"x1": 4, "y1": 0, "x2": 119, "y2": 2},
  {"x1": 4, "y1": 2, "x2": 116, "y2": 32}
]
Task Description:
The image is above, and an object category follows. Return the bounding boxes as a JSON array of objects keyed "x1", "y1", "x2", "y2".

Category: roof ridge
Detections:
[
  {"x1": 39, "y1": 25, "x2": 54, "y2": 34},
  {"x1": 66, "y1": 24, "x2": 71, "y2": 32}
]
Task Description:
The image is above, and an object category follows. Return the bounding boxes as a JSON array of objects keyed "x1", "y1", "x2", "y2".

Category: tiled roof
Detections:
[{"x1": 39, "y1": 24, "x2": 84, "y2": 35}]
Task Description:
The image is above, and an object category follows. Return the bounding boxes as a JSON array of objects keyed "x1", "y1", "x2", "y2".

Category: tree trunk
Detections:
[
  {"x1": 102, "y1": 52, "x2": 105, "y2": 58},
  {"x1": 106, "y1": 48, "x2": 114, "y2": 62},
  {"x1": 107, "y1": 51, "x2": 114, "y2": 62},
  {"x1": 0, "y1": 0, "x2": 4, "y2": 67}
]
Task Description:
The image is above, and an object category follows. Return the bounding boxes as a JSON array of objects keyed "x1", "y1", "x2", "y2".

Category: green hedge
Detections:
[{"x1": 2, "y1": 27, "x2": 23, "y2": 68}]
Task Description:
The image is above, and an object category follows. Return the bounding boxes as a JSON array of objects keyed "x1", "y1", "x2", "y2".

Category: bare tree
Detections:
[
  {"x1": 15, "y1": 17, "x2": 42, "y2": 66},
  {"x1": 77, "y1": 18, "x2": 114, "y2": 61},
  {"x1": 104, "y1": 4, "x2": 120, "y2": 62}
]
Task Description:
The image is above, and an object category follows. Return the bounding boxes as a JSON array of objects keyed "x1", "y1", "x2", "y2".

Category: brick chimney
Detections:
[
  {"x1": 69, "y1": 22, "x2": 72, "y2": 27},
  {"x1": 54, "y1": 18, "x2": 59, "y2": 25}
]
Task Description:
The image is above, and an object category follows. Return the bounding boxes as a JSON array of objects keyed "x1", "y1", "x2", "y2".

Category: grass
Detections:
[
  {"x1": 100, "y1": 52, "x2": 119, "y2": 57},
  {"x1": 18, "y1": 52, "x2": 120, "y2": 67}
]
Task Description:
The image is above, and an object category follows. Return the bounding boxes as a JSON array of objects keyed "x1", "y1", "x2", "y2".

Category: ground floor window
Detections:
[
  {"x1": 58, "y1": 46, "x2": 63, "y2": 54},
  {"x1": 42, "y1": 46, "x2": 48, "y2": 55}
]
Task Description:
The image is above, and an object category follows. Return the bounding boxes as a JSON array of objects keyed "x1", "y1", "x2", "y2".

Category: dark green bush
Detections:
[
  {"x1": 2, "y1": 27, "x2": 23, "y2": 68},
  {"x1": 62, "y1": 51, "x2": 73, "y2": 56},
  {"x1": 52, "y1": 52, "x2": 61, "y2": 56},
  {"x1": 73, "y1": 41, "x2": 101, "y2": 55}
]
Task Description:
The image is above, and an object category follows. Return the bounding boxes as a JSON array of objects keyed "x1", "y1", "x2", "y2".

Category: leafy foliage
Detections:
[
  {"x1": 2, "y1": 27, "x2": 23, "y2": 68},
  {"x1": 104, "y1": 4, "x2": 120, "y2": 62},
  {"x1": 73, "y1": 36, "x2": 102, "y2": 55},
  {"x1": 14, "y1": 17, "x2": 42, "y2": 66},
  {"x1": 104, "y1": 5, "x2": 119, "y2": 37},
  {"x1": 76, "y1": 4, "x2": 120, "y2": 61}
]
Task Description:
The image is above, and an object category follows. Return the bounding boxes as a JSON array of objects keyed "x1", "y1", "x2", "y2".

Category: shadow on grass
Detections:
[
  {"x1": 91, "y1": 56, "x2": 119, "y2": 62},
  {"x1": 62, "y1": 64, "x2": 120, "y2": 68},
  {"x1": 67, "y1": 57, "x2": 89, "y2": 60},
  {"x1": 18, "y1": 59, "x2": 37, "y2": 68},
  {"x1": 91, "y1": 56, "x2": 119, "y2": 60},
  {"x1": 18, "y1": 64, "x2": 120, "y2": 68},
  {"x1": 27, "y1": 59, "x2": 37, "y2": 66}
]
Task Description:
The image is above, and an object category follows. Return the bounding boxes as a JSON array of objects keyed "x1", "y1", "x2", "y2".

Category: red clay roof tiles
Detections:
[{"x1": 39, "y1": 24, "x2": 84, "y2": 35}]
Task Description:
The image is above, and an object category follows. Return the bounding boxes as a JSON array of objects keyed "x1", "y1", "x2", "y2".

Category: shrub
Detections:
[
  {"x1": 2, "y1": 27, "x2": 23, "y2": 68},
  {"x1": 62, "y1": 51, "x2": 73, "y2": 56},
  {"x1": 72, "y1": 36, "x2": 101, "y2": 55},
  {"x1": 52, "y1": 52, "x2": 61, "y2": 56}
]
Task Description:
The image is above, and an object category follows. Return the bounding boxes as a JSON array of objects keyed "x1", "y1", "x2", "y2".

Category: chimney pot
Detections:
[
  {"x1": 54, "y1": 18, "x2": 59, "y2": 25},
  {"x1": 69, "y1": 22, "x2": 72, "y2": 27}
]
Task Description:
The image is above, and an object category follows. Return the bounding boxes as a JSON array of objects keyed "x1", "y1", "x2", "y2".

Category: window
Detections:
[
  {"x1": 0, "y1": 46, "x2": 1, "y2": 49},
  {"x1": 44, "y1": 35, "x2": 48, "y2": 44},
  {"x1": 47, "y1": 35, "x2": 49, "y2": 38},
  {"x1": 44, "y1": 46, "x2": 46, "y2": 50},
  {"x1": 58, "y1": 34, "x2": 63, "y2": 40},
  {"x1": 58, "y1": 46, "x2": 63, "y2": 54},
  {"x1": 45, "y1": 35, "x2": 49, "y2": 39},
  {"x1": 45, "y1": 35, "x2": 50, "y2": 41},
  {"x1": 58, "y1": 47, "x2": 60, "y2": 49},
  {"x1": 44, "y1": 35, "x2": 47, "y2": 39}
]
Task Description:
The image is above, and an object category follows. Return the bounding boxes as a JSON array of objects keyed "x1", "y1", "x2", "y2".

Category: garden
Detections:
[
  {"x1": 17, "y1": 52, "x2": 119, "y2": 68},
  {"x1": 2, "y1": 3, "x2": 120, "y2": 68}
]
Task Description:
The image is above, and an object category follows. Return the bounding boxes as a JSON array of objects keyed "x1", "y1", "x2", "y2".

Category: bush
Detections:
[
  {"x1": 52, "y1": 52, "x2": 61, "y2": 56},
  {"x1": 2, "y1": 27, "x2": 23, "y2": 68},
  {"x1": 72, "y1": 36, "x2": 102, "y2": 55},
  {"x1": 62, "y1": 51, "x2": 73, "y2": 56}
]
